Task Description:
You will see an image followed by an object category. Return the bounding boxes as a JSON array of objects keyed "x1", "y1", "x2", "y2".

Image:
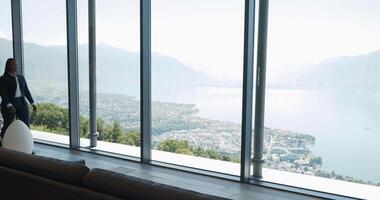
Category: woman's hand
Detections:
[
  {"x1": 32, "y1": 104, "x2": 37, "y2": 112},
  {"x1": 7, "y1": 106, "x2": 16, "y2": 114}
]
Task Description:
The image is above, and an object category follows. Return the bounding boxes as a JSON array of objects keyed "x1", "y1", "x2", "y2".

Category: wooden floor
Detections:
[{"x1": 34, "y1": 143, "x2": 327, "y2": 200}]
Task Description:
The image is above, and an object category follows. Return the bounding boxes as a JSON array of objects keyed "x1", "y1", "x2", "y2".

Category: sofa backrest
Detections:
[
  {"x1": 0, "y1": 165, "x2": 121, "y2": 200},
  {"x1": 82, "y1": 168, "x2": 229, "y2": 200},
  {"x1": 0, "y1": 147, "x2": 89, "y2": 185}
]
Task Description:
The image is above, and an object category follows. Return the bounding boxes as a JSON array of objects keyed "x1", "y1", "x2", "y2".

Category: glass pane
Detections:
[
  {"x1": 87, "y1": 0, "x2": 141, "y2": 157},
  {"x1": 262, "y1": 0, "x2": 380, "y2": 198},
  {"x1": 22, "y1": 0, "x2": 69, "y2": 145},
  {"x1": 0, "y1": 0, "x2": 13, "y2": 63},
  {"x1": 151, "y1": 0, "x2": 245, "y2": 175},
  {"x1": 77, "y1": 0, "x2": 90, "y2": 146}
]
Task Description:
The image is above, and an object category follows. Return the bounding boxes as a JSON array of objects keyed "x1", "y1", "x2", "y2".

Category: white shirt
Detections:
[
  {"x1": 7, "y1": 73, "x2": 27, "y2": 108},
  {"x1": 13, "y1": 75, "x2": 22, "y2": 98}
]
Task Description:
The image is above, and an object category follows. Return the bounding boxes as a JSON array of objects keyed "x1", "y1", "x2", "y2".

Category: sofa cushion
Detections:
[
  {"x1": 0, "y1": 147, "x2": 89, "y2": 185},
  {"x1": 82, "y1": 168, "x2": 229, "y2": 200}
]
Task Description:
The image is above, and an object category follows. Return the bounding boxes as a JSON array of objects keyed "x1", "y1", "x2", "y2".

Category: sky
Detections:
[
  {"x1": 1, "y1": 0, "x2": 380, "y2": 82},
  {"x1": 267, "y1": 0, "x2": 380, "y2": 82}
]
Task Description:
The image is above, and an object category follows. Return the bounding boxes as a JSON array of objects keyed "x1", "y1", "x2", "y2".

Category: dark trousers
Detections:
[{"x1": 1, "y1": 97, "x2": 29, "y2": 138}]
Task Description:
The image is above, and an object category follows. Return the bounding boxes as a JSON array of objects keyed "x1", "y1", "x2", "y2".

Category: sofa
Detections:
[{"x1": 0, "y1": 148, "x2": 228, "y2": 200}]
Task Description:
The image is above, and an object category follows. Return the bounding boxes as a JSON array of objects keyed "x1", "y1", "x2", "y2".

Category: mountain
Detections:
[
  {"x1": 4, "y1": 37, "x2": 380, "y2": 93},
  {"x1": 0, "y1": 38, "x2": 13, "y2": 61},
  {"x1": 294, "y1": 50, "x2": 380, "y2": 90},
  {"x1": 0, "y1": 38, "x2": 218, "y2": 97}
]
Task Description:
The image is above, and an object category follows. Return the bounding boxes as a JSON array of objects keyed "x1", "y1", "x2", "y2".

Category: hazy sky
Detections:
[
  {"x1": 1, "y1": 0, "x2": 380, "y2": 82},
  {"x1": 267, "y1": 0, "x2": 380, "y2": 82}
]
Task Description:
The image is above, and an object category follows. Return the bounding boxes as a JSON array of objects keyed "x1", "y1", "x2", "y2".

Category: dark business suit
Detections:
[{"x1": 0, "y1": 73, "x2": 34, "y2": 137}]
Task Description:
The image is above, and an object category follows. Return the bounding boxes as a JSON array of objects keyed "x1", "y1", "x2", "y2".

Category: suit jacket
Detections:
[{"x1": 0, "y1": 73, "x2": 34, "y2": 109}]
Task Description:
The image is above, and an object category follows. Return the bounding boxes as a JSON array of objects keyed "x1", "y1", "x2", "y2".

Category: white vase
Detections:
[{"x1": 2, "y1": 120, "x2": 34, "y2": 154}]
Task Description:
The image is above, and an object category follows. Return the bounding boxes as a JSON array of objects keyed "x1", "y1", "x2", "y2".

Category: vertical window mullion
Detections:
[
  {"x1": 252, "y1": 0, "x2": 269, "y2": 179},
  {"x1": 88, "y1": 0, "x2": 98, "y2": 147},
  {"x1": 66, "y1": 0, "x2": 80, "y2": 149},
  {"x1": 241, "y1": 0, "x2": 256, "y2": 182},
  {"x1": 140, "y1": 0, "x2": 152, "y2": 163},
  {"x1": 11, "y1": 0, "x2": 24, "y2": 75}
]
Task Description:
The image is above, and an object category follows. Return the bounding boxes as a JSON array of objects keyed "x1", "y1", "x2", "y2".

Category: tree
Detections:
[
  {"x1": 110, "y1": 121, "x2": 123, "y2": 143},
  {"x1": 30, "y1": 102, "x2": 141, "y2": 146},
  {"x1": 156, "y1": 139, "x2": 193, "y2": 154},
  {"x1": 30, "y1": 103, "x2": 69, "y2": 134},
  {"x1": 156, "y1": 139, "x2": 240, "y2": 163},
  {"x1": 80, "y1": 116, "x2": 89, "y2": 138},
  {"x1": 122, "y1": 131, "x2": 140, "y2": 146}
]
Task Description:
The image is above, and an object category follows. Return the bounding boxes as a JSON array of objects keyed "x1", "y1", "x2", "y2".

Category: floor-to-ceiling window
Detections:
[
  {"x1": 22, "y1": 0, "x2": 69, "y2": 145},
  {"x1": 258, "y1": 0, "x2": 380, "y2": 198},
  {"x1": 151, "y1": 0, "x2": 245, "y2": 174},
  {"x1": 4, "y1": 0, "x2": 379, "y2": 198},
  {"x1": 0, "y1": 0, "x2": 13, "y2": 64}
]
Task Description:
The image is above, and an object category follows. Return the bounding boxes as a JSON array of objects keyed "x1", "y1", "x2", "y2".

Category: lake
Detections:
[{"x1": 153, "y1": 86, "x2": 380, "y2": 183}]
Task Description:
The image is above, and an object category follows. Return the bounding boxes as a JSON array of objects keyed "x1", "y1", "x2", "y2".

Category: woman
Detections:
[{"x1": 0, "y1": 58, "x2": 37, "y2": 138}]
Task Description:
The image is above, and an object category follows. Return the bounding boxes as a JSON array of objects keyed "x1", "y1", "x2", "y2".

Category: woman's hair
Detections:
[{"x1": 4, "y1": 58, "x2": 17, "y2": 75}]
